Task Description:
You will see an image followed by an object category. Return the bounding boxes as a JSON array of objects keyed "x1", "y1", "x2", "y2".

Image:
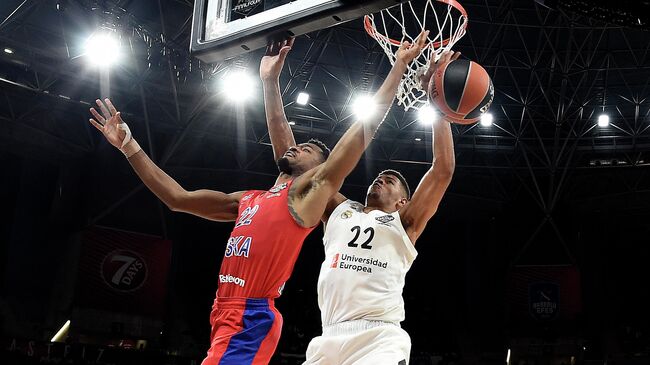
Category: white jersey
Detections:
[{"x1": 317, "y1": 200, "x2": 417, "y2": 327}]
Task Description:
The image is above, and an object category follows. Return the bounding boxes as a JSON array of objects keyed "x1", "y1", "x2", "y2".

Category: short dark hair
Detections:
[
  {"x1": 307, "y1": 138, "x2": 330, "y2": 161},
  {"x1": 379, "y1": 169, "x2": 411, "y2": 200}
]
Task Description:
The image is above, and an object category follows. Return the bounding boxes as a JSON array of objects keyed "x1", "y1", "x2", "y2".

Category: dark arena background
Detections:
[{"x1": 1, "y1": 0, "x2": 650, "y2": 364}]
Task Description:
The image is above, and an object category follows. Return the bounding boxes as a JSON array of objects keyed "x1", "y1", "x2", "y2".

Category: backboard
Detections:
[{"x1": 190, "y1": 0, "x2": 408, "y2": 63}]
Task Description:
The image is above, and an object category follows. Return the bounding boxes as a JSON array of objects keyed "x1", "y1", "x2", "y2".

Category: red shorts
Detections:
[{"x1": 201, "y1": 297, "x2": 283, "y2": 365}]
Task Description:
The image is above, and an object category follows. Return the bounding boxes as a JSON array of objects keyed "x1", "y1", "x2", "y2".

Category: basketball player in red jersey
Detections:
[{"x1": 88, "y1": 31, "x2": 427, "y2": 365}]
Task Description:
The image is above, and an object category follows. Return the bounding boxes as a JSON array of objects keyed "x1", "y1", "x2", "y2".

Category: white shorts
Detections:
[{"x1": 303, "y1": 320, "x2": 411, "y2": 365}]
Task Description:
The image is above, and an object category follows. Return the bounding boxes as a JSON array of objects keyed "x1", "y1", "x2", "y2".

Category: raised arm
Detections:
[
  {"x1": 260, "y1": 38, "x2": 296, "y2": 161},
  {"x1": 288, "y1": 31, "x2": 430, "y2": 227},
  {"x1": 89, "y1": 99, "x2": 241, "y2": 222},
  {"x1": 399, "y1": 116, "x2": 455, "y2": 243},
  {"x1": 400, "y1": 51, "x2": 460, "y2": 243}
]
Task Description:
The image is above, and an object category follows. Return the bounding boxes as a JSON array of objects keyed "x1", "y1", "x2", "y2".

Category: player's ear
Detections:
[{"x1": 398, "y1": 197, "x2": 408, "y2": 208}]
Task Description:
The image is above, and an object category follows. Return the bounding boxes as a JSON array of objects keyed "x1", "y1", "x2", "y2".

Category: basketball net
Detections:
[{"x1": 364, "y1": 0, "x2": 468, "y2": 111}]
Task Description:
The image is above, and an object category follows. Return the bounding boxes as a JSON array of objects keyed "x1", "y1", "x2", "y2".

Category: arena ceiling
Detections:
[{"x1": 1, "y1": 0, "x2": 650, "y2": 249}]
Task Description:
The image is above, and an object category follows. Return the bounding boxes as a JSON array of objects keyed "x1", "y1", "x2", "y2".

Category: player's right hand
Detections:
[
  {"x1": 260, "y1": 37, "x2": 294, "y2": 81},
  {"x1": 89, "y1": 98, "x2": 127, "y2": 149},
  {"x1": 395, "y1": 29, "x2": 429, "y2": 65}
]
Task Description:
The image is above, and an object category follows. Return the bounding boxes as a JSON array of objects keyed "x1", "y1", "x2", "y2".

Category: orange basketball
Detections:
[{"x1": 428, "y1": 59, "x2": 494, "y2": 124}]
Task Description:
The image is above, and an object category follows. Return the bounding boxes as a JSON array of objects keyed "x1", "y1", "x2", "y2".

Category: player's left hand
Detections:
[
  {"x1": 89, "y1": 98, "x2": 128, "y2": 149},
  {"x1": 260, "y1": 37, "x2": 294, "y2": 81},
  {"x1": 420, "y1": 50, "x2": 461, "y2": 93},
  {"x1": 395, "y1": 29, "x2": 429, "y2": 65}
]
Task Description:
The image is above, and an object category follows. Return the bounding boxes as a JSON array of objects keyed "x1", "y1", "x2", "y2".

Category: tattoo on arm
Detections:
[
  {"x1": 287, "y1": 197, "x2": 306, "y2": 227},
  {"x1": 287, "y1": 182, "x2": 306, "y2": 227}
]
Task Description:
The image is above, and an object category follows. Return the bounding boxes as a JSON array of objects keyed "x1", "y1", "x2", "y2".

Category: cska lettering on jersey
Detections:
[{"x1": 225, "y1": 236, "x2": 252, "y2": 257}]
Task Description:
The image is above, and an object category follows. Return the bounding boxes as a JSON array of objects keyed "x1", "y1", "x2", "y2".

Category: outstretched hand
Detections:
[
  {"x1": 420, "y1": 50, "x2": 461, "y2": 92},
  {"x1": 89, "y1": 98, "x2": 127, "y2": 149},
  {"x1": 260, "y1": 37, "x2": 294, "y2": 81},
  {"x1": 395, "y1": 29, "x2": 429, "y2": 65}
]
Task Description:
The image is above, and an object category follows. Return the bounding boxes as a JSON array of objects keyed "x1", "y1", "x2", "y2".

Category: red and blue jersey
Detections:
[
  {"x1": 201, "y1": 179, "x2": 315, "y2": 364},
  {"x1": 216, "y1": 179, "x2": 316, "y2": 298}
]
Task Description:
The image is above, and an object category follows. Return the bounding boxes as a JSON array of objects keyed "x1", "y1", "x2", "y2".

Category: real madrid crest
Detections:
[{"x1": 341, "y1": 210, "x2": 353, "y2": 219}]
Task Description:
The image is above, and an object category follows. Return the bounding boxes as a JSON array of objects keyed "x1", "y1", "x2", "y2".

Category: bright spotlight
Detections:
[
  {"x1": 506, "y1": 349, "x2": 511, "y2": 364},
  {"x1": 51, "y1": 320, "x2": 70, "y2": 343},
  {"x1": 296, "y1": 92, "x2": 310, "y2": 105},
  {"x1": 352, "y1": 94, "x2": 376, "y2": 121},
  {"x1": 480, "y1": 113, "x2": 494, "y2": 127},
  {"x1": 84, "y1": 32, "x2": 122, "y2": 67},
  {"x1": 418, "y1": 105, "x2": 438, "y2": 124},
  {"x1": 4, "y1": 48, "x2": 14, "y2": 54},
  {"x1": 223, "y1": 71, "x2": 255, "y2": 102},
  {"x1": 598, "y1": 114, "x2": 609, "y2": 127}
]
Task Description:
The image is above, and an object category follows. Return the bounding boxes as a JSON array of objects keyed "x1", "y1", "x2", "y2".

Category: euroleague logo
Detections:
[
  {"x1": 428, "y1": 68, "x2": 443, "y2": 100},
  {"x1": 480, "y1": 81, "x2": 495, "y2": 114},
  {"x1": 101, "y1": 250, "x2": 148, "y2": 292}
]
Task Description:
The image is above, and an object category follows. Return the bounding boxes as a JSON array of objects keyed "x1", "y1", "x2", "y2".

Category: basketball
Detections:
[{"x1": 428, "y1": 59, "x2": 494, "y2": 124}]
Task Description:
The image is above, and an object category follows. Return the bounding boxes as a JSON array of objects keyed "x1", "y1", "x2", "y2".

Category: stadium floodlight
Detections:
[
  {"x1": 223, "y1": 70, "x2": 255, "y2": 103},
  {"x1": 418, "y1": 105, "x2": 438, "y2": 125},
  {"x1": 84, "y1": 32, "x2": 122, "y2": 67},
  {"x1": 598, "y1": 114, "x2": 610, "y2": 127},
  {"x1": 352, "y1": 94, "x2": 376, "y2": 121},
  {"x1": 480, "y1": 113, "x2": 494, "y2": 127},
  {"x1": 296, "y1": 92, "x2": 310, "y2": 105}
]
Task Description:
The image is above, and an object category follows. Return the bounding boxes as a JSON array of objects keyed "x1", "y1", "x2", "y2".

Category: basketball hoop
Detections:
[{"x1": 364, "y1": 0, "x2": 468, "y2": 111}]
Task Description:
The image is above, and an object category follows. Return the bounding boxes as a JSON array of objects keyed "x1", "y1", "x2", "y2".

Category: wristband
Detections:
[
  {"x1": 117, "y1": 123, "x2": 132, "y2": 148},
  {"x1": 116, "y1": 123, "x2": 142, "y2": 158},
  {"x1": 120, "y1": 138, "x2": 141, "y2": 159}
]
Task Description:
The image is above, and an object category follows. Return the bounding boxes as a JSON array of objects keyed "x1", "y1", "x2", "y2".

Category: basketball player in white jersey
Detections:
[
  {"x1": 262, "y1": 41, "x2": 458, "y2": 364},
  {"x1": 304, "y1": 51, "x2": 459, "y2": 365}
]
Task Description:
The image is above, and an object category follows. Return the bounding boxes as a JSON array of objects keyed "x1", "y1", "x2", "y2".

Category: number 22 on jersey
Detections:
[
  {"x1": 235, "y1": 205, "x2": 259, "y2": 228},
  {"x1": 226, "y1": 205, "x2": 259, "y2": 258},
  {"x1": 347, "y1": 226, "x2": 375, "y2": 249}
]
